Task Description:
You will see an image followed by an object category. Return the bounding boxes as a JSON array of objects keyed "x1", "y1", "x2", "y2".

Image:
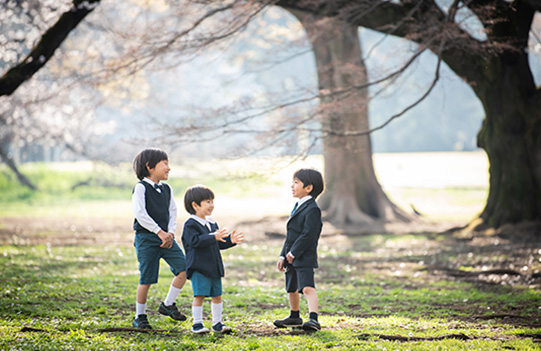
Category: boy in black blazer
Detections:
[
  {"x1": 274, "y1": 168, "x2": 325, "y2": 331},
  {"x1": 181, "y1": 185, "x2": 244, "y2": 334}
]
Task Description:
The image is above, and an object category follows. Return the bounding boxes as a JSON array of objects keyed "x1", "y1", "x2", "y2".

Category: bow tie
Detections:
[{"x1": 154, "y1": 183, "x2": 162, "y2": 190}]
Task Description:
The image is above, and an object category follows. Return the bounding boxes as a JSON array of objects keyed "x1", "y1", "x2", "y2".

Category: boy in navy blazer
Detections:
[
  {"x1": 181, "y1": 185, "x2": 244, "y2": 334},
  {"x1": 274, "y1": 168, "x2": 325, "y2": 331}
]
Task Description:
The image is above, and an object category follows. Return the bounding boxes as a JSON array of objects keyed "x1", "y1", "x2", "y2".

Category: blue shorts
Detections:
[
  {"x1": 191, "y1": 271, "x2": 222, "y2": 297},
  {"x1": 134, "y1": 233, "x2": 186, "y2": 285}
]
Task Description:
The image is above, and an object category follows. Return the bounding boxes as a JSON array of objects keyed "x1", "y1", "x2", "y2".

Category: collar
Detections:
[
  {"x1": 143, "y1": 177, "x2": 162, "y2": 187},
  {"x1": 296, "y1": 195, "x2": 312, "y2": 208},
  {"x1": 189, "y1": 214, "x2": 216, "y2": 228}
]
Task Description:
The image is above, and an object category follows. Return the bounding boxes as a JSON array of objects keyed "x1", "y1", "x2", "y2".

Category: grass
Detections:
[
  {"x1": 0, "y1": 155, "x2": 539, "y2": 350},
  {"x1": 1, "y1": 238, "x2": 540, "y2": 350}
]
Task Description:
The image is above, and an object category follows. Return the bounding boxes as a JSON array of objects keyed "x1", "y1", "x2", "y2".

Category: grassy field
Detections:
[{"x1": 0, "y1": 153, "x2": 540, "y2": 350}]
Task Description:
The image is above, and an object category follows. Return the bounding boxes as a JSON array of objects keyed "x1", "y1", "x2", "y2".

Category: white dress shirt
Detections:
[{"x1": 189, "y1": 214, "x2": 217, "y2": 233}]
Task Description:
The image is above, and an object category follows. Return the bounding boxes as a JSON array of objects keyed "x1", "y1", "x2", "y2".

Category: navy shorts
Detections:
[
  {"x1": 191, "y1": 271, "x2": 222, "y2": 297},
  {"x1": 134, "y1": 233, "x2": 186, "y2": 285},
  {"x1": 285, "y1": 266, "x2": 315, "y2": 294}
]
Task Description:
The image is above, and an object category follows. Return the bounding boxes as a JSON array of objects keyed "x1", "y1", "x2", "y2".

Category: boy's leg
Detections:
[
  {"x1": 211, "y1": 296, "x2": 223, "y2": 326},
  {"x1": 288, "y1": 291, "x2": 300, "y2": 312},
  {"x1": 133, "y1": 284, "x2": 152, "y2": 329},
  {"x1": 191, "y1": 296, "x2": 209, "y2": 333},
  {"x1": 208, "y1": 277, "x2": 230, "y2": 333},
  {"x1": 303, "y1": 287, "x2": 318, "y2": 314},
  {"x1": 133, "y1": 232, "x2": 161, "y2": 328},
  {"x1": 298, "y1": 269, "x2": 320, "y2": 331},
  {"x1": 274, "y1": 267, "x2": 303, "y2": 328},
  {"x1": 211, "y1": 295, "x2": 231, "y2": 333},
  {"x1": 191, "y1": 272, "x2": 211, "y2": 333},
  {"x1": 159, "y1": 242, "x2": 188, "y2": 320},
  {"x1": 159, "y1": 272, "x2": 188, "y2": 321},
  {"x1": 164, "y1": 272, "x2": 186, "y2": 305},
  {"x1": 136, "y1": 284, "x2": 151, "y2": 314}
]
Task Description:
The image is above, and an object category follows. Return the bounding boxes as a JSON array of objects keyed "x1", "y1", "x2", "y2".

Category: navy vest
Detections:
[{"x1": 133, "y1": 181, "x2": 171, "y2": 234}]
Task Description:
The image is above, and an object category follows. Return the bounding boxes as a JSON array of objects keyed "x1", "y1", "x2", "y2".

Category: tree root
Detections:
[
  {"x1": 473, "y1": 314, "x2": 527, "y2": 320},
  {"x1": 356, "y1": 333, "x2": 471, "y2": 341},
  {"x1": 424, "y1": 266, "x2": 523, "y2": 277},
  {"x1": 19, "y1": 326, "x2": 183, "y2": 334}
]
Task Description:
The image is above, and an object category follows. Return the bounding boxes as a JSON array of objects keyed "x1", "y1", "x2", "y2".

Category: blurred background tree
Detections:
[{"x1": 1, "y1": 0, "x2": 540, "y2": 232}]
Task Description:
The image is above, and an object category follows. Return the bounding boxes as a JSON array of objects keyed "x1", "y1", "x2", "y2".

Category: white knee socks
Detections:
[
  {"x1": 192, "y1": 305, "x2": 203, "y2": 325},
  {"x1": 192, "y1": 302, "x2": 223, "y2": 325},
  {"x1": 164, "y1": 285, "x2": 182, "y2": 306},
  {"x1": 212, "y1": 302, "x2": 223, "y2": 326}
]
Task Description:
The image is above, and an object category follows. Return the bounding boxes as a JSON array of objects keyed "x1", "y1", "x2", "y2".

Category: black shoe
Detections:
[
  {"x1": 302, "y1": 318, "x2": 321, "y2": 331},
  {"x1": 132, "y1": 314, "x2": 152, "y2": 329},
  {"x1": 158, "y1": 302, "x2": 187, "y2": 321},
  {"x1": 273, "y1": 316, "x2": 303, "y2": 328}
]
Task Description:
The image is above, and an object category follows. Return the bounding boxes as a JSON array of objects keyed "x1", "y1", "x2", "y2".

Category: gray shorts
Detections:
[{"x1": 285, "y1": 266, "x2": 315, "y2": 294}]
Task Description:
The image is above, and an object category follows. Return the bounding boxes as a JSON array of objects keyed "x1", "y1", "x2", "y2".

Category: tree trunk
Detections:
[
  {"x1": 474, "y1": 53, "x2": 541, "y2": 228},
  {"x1": 288, "y1": 11, "x2": 412, "y2": 227},
  {"x1": 0, "y1": 146, "x2": 37, "y2": 190}
]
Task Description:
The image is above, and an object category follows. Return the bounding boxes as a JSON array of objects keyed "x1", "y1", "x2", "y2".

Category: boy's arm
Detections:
[
  {"x1": 218, "y1": 235, "x2": 235, "y2": 249},
  {"x1": 289, "y1": 207, "x2": 322, "y2": 259},
  {"x1": 183, "y1": 222, "x2": 217, "y2": 248},
  {"x1": 166, "y1": 184, "x2": 177, "y2": 235}
]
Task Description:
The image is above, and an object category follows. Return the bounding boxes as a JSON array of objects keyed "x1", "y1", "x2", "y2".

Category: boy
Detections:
[
  {"x1": 132, "y1": 148, "x2": 188, "y2": 329},
  {"x1": 181, "y1": 185, "x2": 244, "y2": 334},
  {"x1": 274, "y1": 168, "x2": 325, "y2": 331}
]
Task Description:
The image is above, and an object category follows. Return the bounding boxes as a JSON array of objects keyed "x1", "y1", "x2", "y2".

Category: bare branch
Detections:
[
  {"x1": 0, "y1": 0, "x2": 101, "y2": 96},
  {"x1": 322, "y1": 44, "x2": 444, "y2": 138}
]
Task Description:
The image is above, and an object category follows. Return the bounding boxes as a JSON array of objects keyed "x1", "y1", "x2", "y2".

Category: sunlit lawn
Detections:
[{"x1": 1, "y1": 152, "x2": 539, "y2": 350}]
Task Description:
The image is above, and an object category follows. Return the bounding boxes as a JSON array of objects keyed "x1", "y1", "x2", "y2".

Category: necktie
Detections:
[
  {"x1": 291, "y1": 202, "x2": 298, "y2": 216},
  {"x1": 154, "y1": 183, "x2": 162, "y2": 191}
]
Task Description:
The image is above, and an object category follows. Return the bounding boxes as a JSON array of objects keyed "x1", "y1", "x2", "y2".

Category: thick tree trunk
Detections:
[
  {"x1": 475, "y1": 53, "x2": 541, "y2": 228},
  {"x1": 289, "y1": 12, "x2": 412, "y2": 227}
]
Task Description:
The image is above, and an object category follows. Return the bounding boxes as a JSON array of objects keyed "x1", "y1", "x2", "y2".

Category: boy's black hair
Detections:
[
  {"x1": 133, "y1": 148, "x2": 168, "y2": 180},
  {"x1": 293, "y1": 168, "x2": 325, "y2": 199},
  {"x1": 184, "y1": 185, "x2": 215, "y2": 215}
]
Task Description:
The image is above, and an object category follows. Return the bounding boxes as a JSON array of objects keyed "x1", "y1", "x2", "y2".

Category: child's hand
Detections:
[
  {"x1": 214, "y1": 228, "x2": 229, "y2": 242},
  {"x1": 286, "y1": 252, "x2": 295, "y2": 264},
  {"x1": 277, "y1": 257, "x2": 285, "y2": 272},
  {"x1": 230, "y1": 230, "x2": 244, "y2": 245},
  {"x1": 158, "y1": 230, "x2": 174, "y2": 249}
]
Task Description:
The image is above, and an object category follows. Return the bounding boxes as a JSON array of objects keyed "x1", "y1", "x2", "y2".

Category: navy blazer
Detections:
[
  {"x1": 181, "y1": 218, "x2": 236, "y2": 279},
  {"x1": 280, "y1": 198, "x2": 322, "y2": 268}
]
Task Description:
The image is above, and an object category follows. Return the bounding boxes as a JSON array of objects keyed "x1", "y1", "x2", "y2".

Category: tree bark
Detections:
[
  {"x1": 475, "y1": 53, "x2": 541, "y2": 227},
  {"x1": 279, "y1": 0, "x2": 541, "y2": 229},
  {"x1": 288, "y1": 10, "x2": 412, "y2": 227}
]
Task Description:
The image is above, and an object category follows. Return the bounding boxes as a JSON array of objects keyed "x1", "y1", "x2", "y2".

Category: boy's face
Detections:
[
  {"x1": 291, "y1": 178, "x2": 313, "y2": 199},
  {"x1": 148, "y1": 160, "x2": 170, "y2": 182},
  {"x1": 193, "y1": 199, "x2": 214, "y2": 219}
]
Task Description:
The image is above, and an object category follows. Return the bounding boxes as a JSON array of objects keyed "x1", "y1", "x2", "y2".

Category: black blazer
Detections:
[
  {"x1": 280, "y1": 198, "x2": 322, "y2": 268},
  {"x1": 181, "y1": 218, "x2": 235, "y2": 279}
]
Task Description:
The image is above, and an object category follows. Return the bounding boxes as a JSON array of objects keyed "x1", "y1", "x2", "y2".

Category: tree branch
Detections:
[{"x1": 0, "y1": 0, "x2": 101, "y2": 97}]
